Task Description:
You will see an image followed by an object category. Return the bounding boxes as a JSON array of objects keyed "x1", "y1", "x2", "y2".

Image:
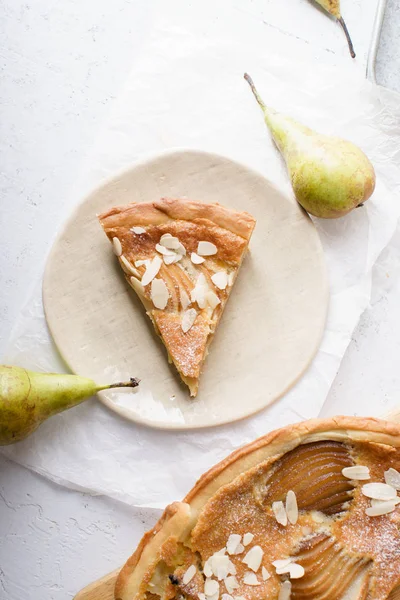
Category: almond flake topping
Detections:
[
  {"x1": 150, "y1": 278, "x2": 169, "y2": 309},
  {"x1": 272, "y1": 559, "x2": 292, "y2": 570},
  {"x1": 210, "y1": 555, "x2": 236, "y2": 580},
  {"x1": 156, "y1": 243, "x2": 176, "y2": 256},
  {"x1": 272, "y1": 501, "x2": 288, "y2": 526},
  {"x1": 242, "y1": 533, "x2": 254, "y2": 546},
  {"x1": 366, "y1": 500, "x2": 399, "y2": 517},
  {"x1": 286, "y1": 490, "x2": 298, "y2": 525},
  {"x1": 261, "y1": 566, "x2": 270, "y2": 581},
  {"x1": 224, "y1": 576, "x2": 239, "y2": 594},
  {"x1": 288, "y1": 563, "x2": 304, "y2": 579},
  {"x1": 205, "y1": 291, "x2": 221, "y2": 310},
  {"x1": 191, "y1": 252, "x2": 205, "y2": 265},
  {"x1": 180, "y1": 289, "x2": 191, "y2": 310},
  {"x1": 342, "y1": 466, "x2": 370, "y2": 480},
  {"x1": 112, "y1": 237, "x2": 122, "y2": 256},
  {"x1": 243, "y1": 545, "x2": 263, "y2": 572},
  {"x1": 243, "y1": 572, "x2": 260, "y2": 586},
  {"x1": 163, "y1": 253, "x2": 182, "y2": 265},
  {"x1": 120, "y1": 255, "x2": 140, "y2": 277},
  {"x1": 198, "y1": 241, "x2": 217, "y2": 256},
  {"x1": 182, "y1": 309, "x2": 198, "y2": 333},
  {"x1": 371, "y1": 497, "x2": 400, "y2": 507},
  {"x1": 211, "y1": 271, "x2": 228, "y2": 290},
  {"x1": 278, "y1": 581, "x2": 292, "y2": 600},
  {"x1": 160, "y1": 234, "x2": 186, "y2": 255},
  {"x1": 191, "y1": 273, "x2": 209, "y2": 309},
  {"x1": 198, "y1": 594, "x2": 206, "y2": 600},
  {"x1": 182, "y1": 565, "x2": 197, "y2": 585},
  {"x1": 362, "y1": 482, "x2": 397, "y2": 501},
  {"x1": 385, "y1": 468, "x2": 400, "y2": 490},
  {"x1": 227, "y1": 272, "x2": 235, "y2": 286},
  {"x1": 226, "y1": 534, "x2": 244, "y2": 556},
  {"x1": 135, "y1": 259, "x2": 150, "y2": 267},
  {"x1": 131, "y1": 226, "x2": 146, "y2": 234},
  {"x1": 221, "y1": 595, "x2": 234, "y2": 600},
  {"x1": 130, "y1": 276, "x2": 144, "y2": 296},
  {"x1": 204, "y1": 579, "x2": 219, "y2": 597},
  {"x1": 203, "y1": 559, "x2": 213, "y2": 579},
  {"x1": 142, "y1": 256, "x2": 163, "y2": 286}
]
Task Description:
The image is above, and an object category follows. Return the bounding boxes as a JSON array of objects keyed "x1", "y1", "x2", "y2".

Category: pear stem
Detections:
[
  {"x1": 338, "y1": 17, "x2": 356, "y2": 58},
  {"x1": 107, "y1": 378, "x2": 140, "y2": 389},
  {"x1": 244, "y1": 73, "x2": 266, "y2": 111}
]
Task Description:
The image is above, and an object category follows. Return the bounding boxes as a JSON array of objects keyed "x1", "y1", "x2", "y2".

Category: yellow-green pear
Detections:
[
  {"x1": 314, "y1": 0, "x2": 355, "y2": 58},
  {"x1": 0, "y1": 365, "x2": 139, "y2": 445},
  {"x1": 244, "y1": 73, "x2": 376, "y2": 219}
]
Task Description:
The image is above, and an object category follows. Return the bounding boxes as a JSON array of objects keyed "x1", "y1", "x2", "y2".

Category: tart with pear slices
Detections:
[
  {"x1": 114, "y1": 416, "x2": 400, "y2": 600},
  {"x1": 98, "y1": 197, "x2": 256, "y2": 396}
]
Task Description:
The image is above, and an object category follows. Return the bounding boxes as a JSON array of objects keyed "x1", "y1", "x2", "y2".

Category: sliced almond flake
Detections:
[
  {"x1": 182, "y1": 565, "x2": 197, "y2": 585},
  {"x1": 150, "y1": 278, "x2": 169, "y2": 309},
  {"x1": 226, "y1": 534, "x2": 242, "y2": 555},
  {"x1": 272, "y1": 559, "x2": 292, "y2": 570},
  {"x1": 203, "y1": 559, "x2": 213, "y2": 578},
  {"x1": 278, "y1": 581, "x2": 292, "y2": 600},
  {"x1": 243, "y1": 572, "x2": 260, "y2": 586},
  {"x1": 191, "y1": 252, "x2": 205, "y2": 265},
  {"x1": 261, "y1": 567, "x2": 270, "y2": 581},
  {"x1": 198, "y1": 594, "x2": 206, "y2": 600},
  {"x1": 234, "y1": 597, "x2": 246, "y2": 600},
  {"x1": 163, "y1": 253, "x2": 182, "y2": 265},
  {"x1": 242, "y1": 533, "x2": 254, "y2": 546},
  {"x1": 276, "y1": 565, "x2": 292, "y2": 575},
  {"x1": 160, "y1": 235, "x2": 181, "y2": 250},
  {"x1": 198, "y1": 241, "x2": 217, "y2": 256},
  {"x1": 362, "y1": 482, "x2": 397, "y2": 501},
  {"x1": 385, "y1": 468, "x2": 400, "y2": 490},
  {"x1": 211, "y1": 271, "x2": 228, "y2": 290},
  {"x1": 272, "y1": 501, "x2": 288, "y2": 526},
  {"x1": 180, "y1": 289, "x2": 191, "y2": 310},
  {"x1": 243, "y1": 545, "x2": 263, "y2": 572},
  {"x1": 130, "y1": 276, "x2": 145, "y2": 296},
  {"x1": 191, "y1": 273, "x2": 209, "y2": 309},
  {"x1": 342, "y1": 466, "x2": 370, "y2": 481},
  {"x1": 131, "y1": 226, "x2": 146, "y2": 234},
  {"x1": 135, "y1": 259, "x2": 150, "y2": 268},
  {"x1": 224, "y1": 576, "x2": 239, "y2": 594},
  {"x1": 212, "y1": 555, "x2": 236, "y2": 580},
  {"x1": 182, "y1": 308, "x2": 198, "y2": 333},
  {"x1": 215, "y1": 548, "x2": 227, "y2": 556},
  {"x1": 286, "y1": 490, "x2": 299, "y2": 525},
  {"x1": 112, "y1": 237, "x2": 122, "y2": 256},
  {"x1": 204, "y1": 579, "x2": 219, "y2": 597},
  {"x1": 288, "y1": 564, "x2": 304, "y2": 579},
  {"x1": 120, "y1": 255, "x2": 141, "y2": 277},
  {"x1": 205, "y1": 291, "x2": 221, "y2": 310},
  {"x1": 221, "y1": 595, "x2": 233, "y2": 600},
  {"x1": 175, "y1": 241, "x2": 187, "y2": 256},
  {"x1": 142, "y1": 256, "x2": 163, "y2": 287},
  {"x1": 156, "y1": 243, "x2": 176, "y2": 256},
  {"x1": 160, "y1": 233, "x2": 174, "y2": 241},
  {"x1": 227, "y1": 272, "x2": 235, "y2": 286},
  {"x1": 371, "y1": 497, "x2": 400, "y2": 507},
  {"x1": 366, "y1": 501, "x2": 398, "y2": 517}
]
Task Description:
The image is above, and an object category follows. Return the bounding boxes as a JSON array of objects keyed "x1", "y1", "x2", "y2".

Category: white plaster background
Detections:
[{"x1": 1, "y1": 1, "x2": 400, "y2": 598}]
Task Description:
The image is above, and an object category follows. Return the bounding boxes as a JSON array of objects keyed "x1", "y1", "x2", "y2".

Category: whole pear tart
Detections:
[
  {"x1": 114, "y1": 417, "x2": 400, "y2": 600},
  {"x1": 99, "y1": 197, "x2": 256, "y2": 396}
]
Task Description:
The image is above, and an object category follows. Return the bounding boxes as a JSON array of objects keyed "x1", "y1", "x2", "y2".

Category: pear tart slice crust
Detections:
[
  {"x1": 98, "y1": 198, "x2": 256, "y2": 396},
  {"x1": 114, "y1": 417, "x2": 400, "y2": 600}
]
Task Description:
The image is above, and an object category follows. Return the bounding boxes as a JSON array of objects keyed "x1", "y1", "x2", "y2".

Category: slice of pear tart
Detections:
[
  {"x1": 99, "y1": 197, "x2": 256, "y2": 396},
  {"x1": 114, "y1": 417, "x2": 400, "y2": 600}
]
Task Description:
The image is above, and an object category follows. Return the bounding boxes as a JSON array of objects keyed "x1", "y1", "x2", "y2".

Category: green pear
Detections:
[
  {"x1": 244, "y1": 73, "x2": 376, "y2": 219},
  {"x1": 0, "y1": 365, "x2": 139, "y2": 445},
  {"x1": 314, "y1": 0, "x2": 355, "y2": 58}
]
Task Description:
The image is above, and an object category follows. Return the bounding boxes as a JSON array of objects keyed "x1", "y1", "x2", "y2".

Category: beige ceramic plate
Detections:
[{"x1": 43, "y1": 150, "x2": 328, "y2": 430}]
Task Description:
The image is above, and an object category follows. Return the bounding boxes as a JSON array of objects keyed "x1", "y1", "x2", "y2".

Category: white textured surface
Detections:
[{"x1": 1, "y1": 1, "x2": 399, "y2": 599}]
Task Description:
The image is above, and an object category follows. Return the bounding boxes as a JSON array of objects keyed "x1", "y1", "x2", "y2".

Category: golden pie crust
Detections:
[
  {"x1": 114, "y1": 416, "x2": 400, "y2": 600},
  {"x1": 98, "y1": 198, "x2": 256, "y2": 396}
]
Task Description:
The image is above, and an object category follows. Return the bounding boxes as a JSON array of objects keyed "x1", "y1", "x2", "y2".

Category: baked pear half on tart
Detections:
[
  {"x1": 114, "y1": 416, "x2": 400, "y2": 600},
  {"x1": 99, "y1": 198, "x2": 256, "y2": 396}
]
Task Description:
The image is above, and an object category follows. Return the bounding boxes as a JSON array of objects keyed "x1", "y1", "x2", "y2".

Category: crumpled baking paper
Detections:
[{"x1": 2, "y1": 2, "x2": 400, "y2": 508}]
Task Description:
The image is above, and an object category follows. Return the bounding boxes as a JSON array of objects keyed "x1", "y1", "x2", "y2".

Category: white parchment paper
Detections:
[{"x1": 2, "y1": 3, "x2": 400, "y2": 508}]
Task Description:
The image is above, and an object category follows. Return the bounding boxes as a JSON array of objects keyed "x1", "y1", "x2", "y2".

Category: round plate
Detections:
[{"x1": 43, "y1": 150, "x2": 328, "y2": 430}]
